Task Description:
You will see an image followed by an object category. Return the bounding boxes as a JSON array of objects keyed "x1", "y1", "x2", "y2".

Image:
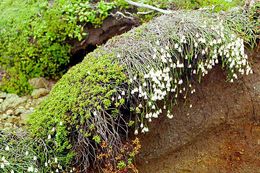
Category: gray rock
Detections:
[
  {"x1": 31, "y1": 88, "x2": 49, "y2": 99},
  {"x1": 0, "y1": 94, "x2": 27, "y2": 112},
  {"x1": 29, "y1": 77, "x2": 49, "y2": 89}
]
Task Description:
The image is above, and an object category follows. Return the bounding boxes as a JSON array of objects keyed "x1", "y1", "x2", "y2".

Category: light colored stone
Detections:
[
  {"x1": 0, "y1": 94, "x2": 27, "y2": 112},
  {"x1": 29, "y1": 77, "x2": 49, "y2": 89},
  {"x1": 31, "y1": 88, "x2": 50, "y2": 99}
]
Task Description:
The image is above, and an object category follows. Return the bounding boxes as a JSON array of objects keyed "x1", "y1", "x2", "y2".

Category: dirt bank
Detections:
[{"x1": 137, "y1": 51, "x2": 260, "y2": 173}]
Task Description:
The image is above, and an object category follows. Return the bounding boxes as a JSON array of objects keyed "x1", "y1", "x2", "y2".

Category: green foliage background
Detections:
[{"x1": 0, "y1": 0, "x2": 119, "y2": 95}]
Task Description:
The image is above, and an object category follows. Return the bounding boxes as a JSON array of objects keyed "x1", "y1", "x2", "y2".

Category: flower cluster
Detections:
[{"x1": 125, "y1": 20, "x2": 253, "y2": 135}]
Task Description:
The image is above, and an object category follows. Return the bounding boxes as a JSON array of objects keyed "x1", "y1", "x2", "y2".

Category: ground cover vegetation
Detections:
[
  {"x1": 1, "y1": 0, "x2": 259, "y2": 173},
  {"x1": 0, "y1": 0, "x2": 245, "y2": 95}
]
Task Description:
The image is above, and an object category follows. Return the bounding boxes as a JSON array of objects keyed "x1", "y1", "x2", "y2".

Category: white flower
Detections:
[
  {"x1": 5, "y1": 145, "x2": 9, "y2": 151},
  {"x1": 134, "y1": 129, "x2": 138, "y2": 135},
  {"x1": 233, "y1": 74, "x2": 238, "y2": 79},
  {"x1": 152, "y1": 112, "x2": 158, "y2": 118},
  {"x1": 11, "y1": 170, "x2": 14, "y2": 173},
  {"x1": 190, "y1": 104, "x2": 193, "y2": 108},
  {"x1": 167, "y1": 114, "x2": 173, "y2": 119},
  {"x1": 140, "y1": 123, "x2": 144, "y2": 128},
  {"x1": 1, "y1": 163, "x2": 4, "y2": 169},
  {"x1": 143, "y1": 127, "x2": 149, "y2": 133},
  {"x1": 59, "y1": 121, "x2": 63, "y2": 126},
  {"x1": 25, "y1": 151, "x2": 29, "y2": 156},
  {"x1": 178, "y1": 79, "x2": 183, "y2": 85},
  {"x1": 194, "y1": 42, "x2": 198, "y2": 48},
  {"x1": 28, "y1": 166, "x2": 34, "y2": 172},
  {"x1": 45, "y1": 162, "x2": 48, "y2": 167},
  {"x1": 174, "y1": 43, "x2": 179, "y2": 49},
  {"x1": 48, "y1": 134, "x2": 51, "y2": 140},
  {"x1": 121, "y1": 91, "x2": 125, "y2": 96},
  {"x1": 54, "y1": 157, "x2": 58, "y2": 163},
  {"x1": 33, "y1": 156, "x2": 37, "y2": 161}
]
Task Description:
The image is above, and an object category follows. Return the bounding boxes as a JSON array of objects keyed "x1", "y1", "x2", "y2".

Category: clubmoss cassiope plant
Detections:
[{"x1": 27, "y1": 7, "x2": 258, "y2": 172}]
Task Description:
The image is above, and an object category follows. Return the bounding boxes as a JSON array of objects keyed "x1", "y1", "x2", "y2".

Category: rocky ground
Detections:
[{"x1": 0, "y1": 77, "x2": 55, "y2": 130}]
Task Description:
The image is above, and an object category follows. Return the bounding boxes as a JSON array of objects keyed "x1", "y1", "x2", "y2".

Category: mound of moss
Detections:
[{"x1": 26, "y1": 5, "x2": 259, "y2": 172}]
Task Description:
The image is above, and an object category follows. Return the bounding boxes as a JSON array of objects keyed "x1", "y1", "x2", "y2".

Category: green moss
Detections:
[
  {"x1": 0, "y1": 0, "x2": 126, "y2": 95},
  {"x1": 28, "y1": 50, "x2": 127, "y2": 170}
]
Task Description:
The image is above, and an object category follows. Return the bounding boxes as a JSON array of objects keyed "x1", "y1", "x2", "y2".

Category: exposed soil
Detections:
[
  {"x1": 137, "y1": 50, "x2": 260, "y2": 173},
  {"x1": 138, "y1": 119, "x2": 260, "y2": 173}
]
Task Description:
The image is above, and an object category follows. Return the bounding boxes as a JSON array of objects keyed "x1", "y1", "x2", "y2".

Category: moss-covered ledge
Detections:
[{"x1": 27, "y1": 6, "x2": 258, "y2": 172}]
